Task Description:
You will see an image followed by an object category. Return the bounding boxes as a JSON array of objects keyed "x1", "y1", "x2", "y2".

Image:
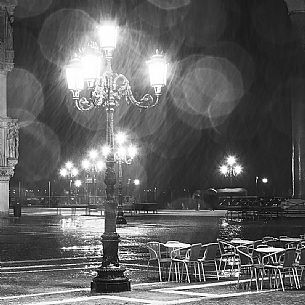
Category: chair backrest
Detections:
[
  {"x1": 248, "y1": 239, "x2": 262, "y2": 251},
  {"x1": 202, "y1": 243, "x2": 219, "y2": 261},
  {"x1": 236, "y1": 246, "x2": 252, "y2": 266},
  {"x1": 217, "y1": 239, "x2": 235, "y2": 255},
  {"x1": 282, "y1": 248, "x2": 297, "y2": 268},
  {"x1": 257, "y1": 244, "x2": 269, "y2": 248},
  {"x1": 263, "y1": 236, "x2": 274, "y2": 242},
  {"x1": 147, "y1": 242, "x2": 161, "y2": 260},
  {"x1": 188, "y1": 243, "x2": 202, "y2": 261},
  {"x1": 298, "y1": 247, "x2": 305, "y2": 266},
  {"x1": 266, "y1": 239, "x2": 281, "y2": 248}
]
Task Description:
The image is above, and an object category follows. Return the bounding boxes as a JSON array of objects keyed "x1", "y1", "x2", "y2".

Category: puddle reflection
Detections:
[{"x1": 0, "y1": 214, "x2": 304, "y2": 264}]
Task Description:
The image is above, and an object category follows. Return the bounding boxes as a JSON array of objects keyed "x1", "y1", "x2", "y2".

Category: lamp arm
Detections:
[
  {"x1": 75, "y1": 96, "x2": 96, "y2": 111},
  {"x1": 113, "y1": 73, "x2": 161, "y2": 109}
]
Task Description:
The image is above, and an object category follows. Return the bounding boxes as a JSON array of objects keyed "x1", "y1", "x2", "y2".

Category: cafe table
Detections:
[
  {"x1": 253, "y1": 247, "x2": 285, "y2": 289},
  {"x1": 254, "y1": 247, "x2": 285, "y2": 254},
  {"x1": 163, "y1": 241, "x2": 191, "y2": 250},
  {"x1": 162, "y1": 241, "x2": 191, "y2": 259},
  {"x1": 230, "y1": 239, "x2": 254, "y2": 246},
  {"x1": 279, "y1": 237, "x2": 301, "y2": 243},
  {"x1": 163, "y1": 241, "x2": 191, "y2": 282},
  {"x1": 254, "y1": 247, "x2": 285, "y2": 263}
]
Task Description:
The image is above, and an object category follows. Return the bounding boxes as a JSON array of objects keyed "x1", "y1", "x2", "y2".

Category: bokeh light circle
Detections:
[
  {"x1": 39, "y1": 9, "x2": 96, "y2": 67},
  {"x1": 15, "y1": 0, "x2": 52, "y2": 18},
  {"x1": 19, "y1": 121, "x2": 61, "y2": 182},
  {"x1": 169, "y1": 55, "x2": 244, "y2": 130},
  {"x1": 7, "y1": 68, "x2": 44, "y2": 123}
]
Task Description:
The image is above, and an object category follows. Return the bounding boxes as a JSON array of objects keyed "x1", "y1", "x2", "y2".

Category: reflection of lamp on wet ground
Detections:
[
  {"x1": 74, "y1": 179, "x2": 82, "y2": 204},
  {"x1": 133, "y1": 179, "x2": 141, "y2": 203},
  {"x1": 102, "y1": 131, "x2": 138, "y2": 225},
  {"x1": 82, "y1": 149, "x2": 105, "y2": 206},
  {"x1": 60, "y1": 161, "x2": 79, "y2": 205},
  {"x1": 65, "y1": 21, "x2": 167, "y2": 293},
  {"x1": 219, "y1": 155, "x2": 242, "y2": 187}
]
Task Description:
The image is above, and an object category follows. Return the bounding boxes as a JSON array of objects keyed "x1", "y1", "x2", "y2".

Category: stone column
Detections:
[
  {"x1": 284, "y1": 0, "x2": 305, "y2": 198},
  {"x1": 0, "y1": 0, "x2": 18, "y2": 216}
]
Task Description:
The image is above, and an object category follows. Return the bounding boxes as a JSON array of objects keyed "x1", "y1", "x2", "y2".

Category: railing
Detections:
[{"x1": 219, "y1": 196, "x2": 288, "y2": 220}]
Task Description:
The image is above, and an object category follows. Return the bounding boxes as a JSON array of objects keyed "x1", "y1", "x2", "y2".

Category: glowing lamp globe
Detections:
[
  {"x1": 127, "y1": 145, "x2": 137, "y2": 159},
  {"x1": 98, "y1": 22, "x2": 118, "y2": 50},
  {"x1": 220, "y1": 165, "x2": 228, "y2": 175},
  {"x1": 147, "y1": 51, "x2": 167, "y2": 94},
  {"x1": 234, "y1": 165, "x2": 242, "y2": 175},
  {"x1": 60, "y1": 168, "x2": 67, "y2": 177},
  {"x1": 96, "y1": 160, "x2": 106, "y2": 171},
  {"x1": 82, "y1": 159, "x2": 90, "y2": 170},
  {"x1": 65, "y1": 57, "x2": 84, "y2": 90},
  {"x1": 81, "y1": 54, "x2": 101, "y2": 86}
]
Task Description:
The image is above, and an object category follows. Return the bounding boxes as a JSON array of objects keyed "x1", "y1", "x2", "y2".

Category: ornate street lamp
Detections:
[
  {"x1": 102, "y1": 131, "x2": 138, "y2": 225},
  {"x1": 59, "y1": 161, "x2": 79, "y2": 205},
  {"x1": 81, "y1": 149, "x2": 106, "y2": 207},
  {"x1": 65, "y1": 21, "x2": 167, "y2": 293},
  {"x1": 219, "y1": 155, "x2": 243, "y2": 187}
]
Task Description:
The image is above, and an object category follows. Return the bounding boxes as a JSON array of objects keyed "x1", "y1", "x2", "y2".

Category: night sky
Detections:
[{"x1": 7, "y1": 0, "x2": 300, "y2": 197}]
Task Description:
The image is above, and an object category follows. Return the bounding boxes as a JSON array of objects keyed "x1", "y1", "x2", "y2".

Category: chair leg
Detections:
[
  {"x1": 278, "y1": 270, "x2": 285, "y2": 291},
  {"x1": 158, "y1": 261, "x2": 162, "y2": 281},
  {"x1": 147, "y1": 261, "x2": 150, "y2": 278},
  {"x1": 175, "y1": 262, "x2": 179, "y2": 282},
  {"x1": 215, "y1": 261, "x2": 219, "y2": 280},
  {"x1": 196, "y1": 262, "x2": 201, "y2": 282},
  {"x1": 184, "y1": 263, "x2": 190, "y2": 283},
  {"x1": 292, "y1": 268, "x2": 300, "y2": 289},
  {"x1": 168, "y1": 262, "x2": 172, "y2": 281},
  {"x1": 201, "y1": 263, "x2": 206, "y2": 282}
]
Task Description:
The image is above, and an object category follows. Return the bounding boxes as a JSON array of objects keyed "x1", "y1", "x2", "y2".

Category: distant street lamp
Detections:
[
  {"x1": 255, "y1": 176, "x2": 269, "y2": 196},
  {"x1": 219, "y1": 155, "x2": 243, "y2": 187},
  {"x1": 65, "y1": 21, "x2": 167, "y2": 293},
  {"x1": 102, "y1": 131, "x2": 138, "y2": 224},
  {"x1": 81, "y1": 149, "x2": 106, "y2": 206},
  {"x1": 60, "y1": 161, "x2": 79, "y2": 205}
]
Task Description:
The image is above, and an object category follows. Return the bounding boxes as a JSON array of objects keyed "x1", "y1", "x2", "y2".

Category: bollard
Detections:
[{"x1": 14, "y1": 202, "x2": 21, "y2": 217}]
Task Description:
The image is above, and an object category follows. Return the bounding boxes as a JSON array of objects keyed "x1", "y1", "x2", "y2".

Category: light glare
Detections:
[
  {"x1": 98, "y1": 22, "x2": 118, "y2": 50},
  {"x1": 116, "y1": 131, "x2": 127, "y2": 146},
  {"x1": 65, "y1": 57, "x2": 84, "y2": 90},
  {"x1": 227, "y1": 155, "x2": 236, "y2": 166},
  {"x1": 81, "y1": 54, "x2": 101, "y2": 81},
  {"x1": 147, "y1": 52, "x2": 167, "y2": 88}
]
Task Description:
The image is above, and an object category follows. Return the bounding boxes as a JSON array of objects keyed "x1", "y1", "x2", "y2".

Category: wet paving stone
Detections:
[{"x1": 0, "y1": 208, "x2": 305, "y2": 304}]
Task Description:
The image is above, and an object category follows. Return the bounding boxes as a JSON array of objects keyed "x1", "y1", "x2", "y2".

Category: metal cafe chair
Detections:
[
  {"x1": 146, "y1": 241, "x2": 171, "y2": 281},
  {"x1": 168, "y1": 243, "x2": 202, "y2": 283},
  {"x1": 263, "y1": 248, "x2": 299, "y2": 291},
  {"x1": 217, "y1": 239, "x2": 239, "y2": 275},
  {"x1": 294, "y1": 247, "x2": 305, "y2": 288},
  {"x1": 198, "y1": 243, "x2": 220, "y2": 281},
  {"x1": 236, "y1": 246, "x2": 264, "y2": 290}
]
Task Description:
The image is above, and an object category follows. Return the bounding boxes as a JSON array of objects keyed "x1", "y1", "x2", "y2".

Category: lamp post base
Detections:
[{"x1": 91, "y1": 265, "x2": 131, "y2": 293}]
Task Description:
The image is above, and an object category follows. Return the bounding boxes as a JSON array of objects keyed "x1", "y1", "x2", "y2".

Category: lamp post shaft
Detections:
[
  {"x1": 69, "y1": 178, "x2": 72, "y2": 205},
  {"x1": 91, "y1": 104, "x2": 130, "y2": 293},
  {"x1": 116, "y1": 159, "x2": 127, "y2": 224}
]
